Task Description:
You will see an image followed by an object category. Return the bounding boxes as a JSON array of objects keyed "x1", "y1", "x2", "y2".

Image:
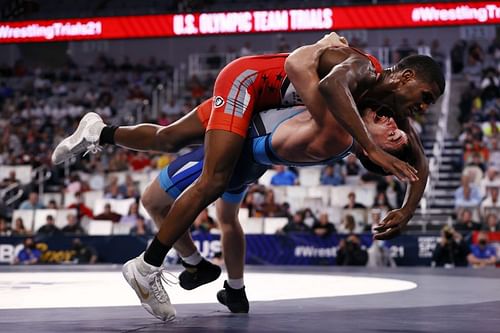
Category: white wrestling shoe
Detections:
[
  {"x1": 51, "y1": 112, "x2": 106, "y2": 165},
  {"x1": 122, "y1": 253, "x2": 177, "y2": 321}
]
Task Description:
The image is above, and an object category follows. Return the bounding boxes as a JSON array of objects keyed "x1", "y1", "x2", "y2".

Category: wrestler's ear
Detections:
[{"x1": 400, "y1": 69, "x2": 416, "y2": 84}]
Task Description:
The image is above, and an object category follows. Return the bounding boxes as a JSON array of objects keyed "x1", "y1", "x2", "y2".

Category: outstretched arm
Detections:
[
  {"x1": 317, "y1": 50, "x2": 418, "y2": 182},
  {"x1": 373, "y1": 125, "x2": 429, "y2": 240},
  {"x1": 287, "y1": 41, "x2": 418, "y2": 182}
]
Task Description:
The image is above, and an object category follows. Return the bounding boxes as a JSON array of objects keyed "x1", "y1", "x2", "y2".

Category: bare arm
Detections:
[
  {"x1": 284, "y1": 33, "x2": 348, "y2": 125},
  {"x1": 374, "y1": 125, "x2": 428, "y2": 240}
]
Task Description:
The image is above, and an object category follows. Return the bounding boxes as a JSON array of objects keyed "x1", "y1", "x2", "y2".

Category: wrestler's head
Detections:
[
  {"x1": 360, "y1": 100, "x2": 408, "y2": 153},
  {"x1": 357, "y1": 99, "x2": 415, "y2": 175},
  {"x1": 381, "y1": 55, "x2": 444, "y2": 119}
]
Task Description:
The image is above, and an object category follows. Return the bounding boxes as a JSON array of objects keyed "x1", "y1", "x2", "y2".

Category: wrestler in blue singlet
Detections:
[{"x1": 158, "y1": 106, "x2": 353, "y2": 203}]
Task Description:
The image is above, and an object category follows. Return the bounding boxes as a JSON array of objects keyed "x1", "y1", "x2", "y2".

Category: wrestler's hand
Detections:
[
  {"x1": 373, "y1": 209, "x2": 411, "y2": 240},
  {"x1": 367, "y1": 147, "x2": 419, "y2": 182},
  {"x1": 316, "y1": 32, "x2": 349, "y2": 49}
]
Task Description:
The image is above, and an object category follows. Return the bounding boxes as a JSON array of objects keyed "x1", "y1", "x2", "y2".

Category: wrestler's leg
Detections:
[
  {"x1": 150, "y1": 130, "x2": 244, "y2": 252},
  {"x1": 140, "y1": 178, "x2": 198, "y2": 258},
  {"x1": 215, "y1": 197, "x2": 249, "y2": 313},
  {"x1": 111, "y1": 109, "x2": 206, "y2": 153},
  {"x1": 215, "y1": 198, "x2": 245, "y2": 280}
]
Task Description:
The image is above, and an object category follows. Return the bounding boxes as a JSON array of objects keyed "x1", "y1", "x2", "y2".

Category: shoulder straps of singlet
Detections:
[{"x1": 349, "y1": 47, "x2": 383, "y2": 74}]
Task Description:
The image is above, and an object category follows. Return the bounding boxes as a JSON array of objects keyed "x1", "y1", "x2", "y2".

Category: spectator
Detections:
[
  {"x1": 340, "y1": 214, "x2": 356, "y2": 234},
  {"x1": 94, "y1": 203, "x2": 122, "y2": 223},
  {"x1": 0, "y1": 217, "x2": 10, "y2": 236},
  {"x1": 47, "y1": 199, "x2": 58, "y2": 209},
  {"x1": 239, "y1": 42, "x2": 253, "y2": 57},
  {"x1": 336, "y1": 235, "x2": 368, "y2": 266},
  {"x1": 65, "y1": 172, "x2": 84, "y2": 193},
  {"x1": 191, "y1": 208, "x2": 216, "y2": 233},
  {"x1": 365, "y1": 209, "x2": 382, "y2": 233},
  {"x1": 480, "y1": 166, "x2": 500, "y2": 197},
  {"x1": 378, "y1": 175, "x2": 406, "y2": 207},
  {"x1": 130, "y1": 216, "x2": 154, "y2": 236},
  {"x1": 71, "y1": 238, "x2": 98, "y2": 264},
  {"x1": 14, "y1": 237, "x2": 41, "y2": 265},
  {"x1": 454, "y1": 175, "x2": 482, "y2": 208},
  {"x1": 343, "y1": 192, "x2": 366, "y2": 209},
  {"x1": 483, "y1": 213, "x2": 499, "y2": 232},
  {"x1": 312, "y1": 213, "x2": 336, "y2": 238},
  {"x1": 120, "y1": 202, "x2": 143, "y2": 226},
  {"x1": 11, "y1": 217, "x2": 31, "y2": 236},
  {"x1": 467, "y1": 231, "x2": 498, "y2": 268},
  {"x1": 67, "y1": 192, "x2": 94, "y2": 220},
  {"x1": 320, "y1": 164, "x2": 344, "y2": 185},
  {"x1": 37, "y1": 215, "x2": 61, "y2": 236},
  {"x1": 270, "y1": 165, "x2": 298, "y2": 186},
  {"x1": 372, "y1": 191, "x2": 393, "y2": 211},
  {"x1": 431, "y1": 225, "x2": 469, "y2": 267},
  {"x1": 481, "y1": 186, "x2": 500, "y2": 216},
  {"x1": 395, "y1": 38, "x2": 417, "y2": 61},
  {"x1": 162, "y1": 99, "x2": 182, "y2": 116},
  {"x1": 1, "y1": 170, "x2": 20, "y2": 188},
  {"x1": 282, "y1": 211, "x2": 310, "y2": 233},
  {"x1": 19, "y1": 192, "x2": 45, "y2": 210},
  {"x1": 367, "y1": 239, "x2": 396, "y2": 267},
  {"x1": 62, "y1": 213, "x2": 85, "y2": 235},
  {"x1": 454, "y1": 209, "x2": 482, "y2": 233},
  {"x1": 344, "y1": 154, "x2": 361, "y2": 176},
  {"x1": 258, "y1": 189, "x2": 286, "y2": 217}
]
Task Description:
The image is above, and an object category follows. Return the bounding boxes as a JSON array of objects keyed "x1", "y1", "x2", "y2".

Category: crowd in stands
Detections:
[
  {"x1": 454, "y1": 38, "x2": 500, "y2": 232},
  {"x1": 0, "y1": 35, "x2": 498, "y2": 267}
]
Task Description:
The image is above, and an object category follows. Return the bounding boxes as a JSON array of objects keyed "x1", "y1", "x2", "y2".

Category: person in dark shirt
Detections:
[
  {"x1": 71, "y1": 238, "x2": 98, "y2": 264},
  {"x1": 94, "y1": 203, "x2": 122, "y2": 223},
  {"x1": 312, "y1": 213, "x2": 336, "y2": 238},
  {"x1": 37, "y1": 215, "x2": 61, "y2": 236},
  {"x1": 62, "y1": 213, "x2": 86, "y2": 235},
  {"x1": 432, "y1": 225, "x2": 469, "y2": 267},
  {"x1": 282, "y1": 210, "x2": 310, "y2": 233},
  {"x1": 454, "y1": 209, "x2": 482, "y2": 233},
  {"x1": 343, "y1": 192, "x2": 366, "y2": 209},
  {"x1": 336, "y1": 235, "x2": 368, "y2": 266}
]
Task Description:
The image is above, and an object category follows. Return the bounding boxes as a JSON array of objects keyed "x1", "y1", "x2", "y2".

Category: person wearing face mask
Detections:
[
  {"x1": 14, "y1": 237, "x2": 42, "y2": 265},
  {"x1": 467, "y1": 232, "x2": 498, "y2": 268},
  {"x1": 432, "y1": 225, "x2": 469, "y2": 268}
]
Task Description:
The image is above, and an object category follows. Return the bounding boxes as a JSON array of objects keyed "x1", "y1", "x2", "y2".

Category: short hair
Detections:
[{"x1": 394, "y1": 55, "x2": 445, "y2": 95}]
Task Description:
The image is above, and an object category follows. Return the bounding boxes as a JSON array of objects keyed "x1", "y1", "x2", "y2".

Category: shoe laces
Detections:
[
  {"x1": 83, "y1": 142, "x2": 102, "y2": 157},
  {"x1": 150, "y1": 267, "x2": 178, "y2": 303}
]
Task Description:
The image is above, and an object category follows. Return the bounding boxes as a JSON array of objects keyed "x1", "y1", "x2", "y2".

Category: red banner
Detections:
[{"x1": 0, "y1": 2, "x2": 498, "y2": 43}]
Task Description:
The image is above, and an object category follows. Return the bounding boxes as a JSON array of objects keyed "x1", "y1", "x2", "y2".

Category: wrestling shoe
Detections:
[
  {"x1": 178, "y1": 258, "x2": 222, "y2": 290},
  {"x1": 122, "y1": 253, "x2": 177, "y2": 321},
  {"x1": 217, "y1": 280, "x2": 249, "y2": 313},
  {"x1": 51, "y1": 112, "x2": 105, "y2": 165}
]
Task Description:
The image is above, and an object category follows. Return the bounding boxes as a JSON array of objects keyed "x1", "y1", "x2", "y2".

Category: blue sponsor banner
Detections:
[{"x1": 0, "y1": 234, "x2": 440, "y2": 266}]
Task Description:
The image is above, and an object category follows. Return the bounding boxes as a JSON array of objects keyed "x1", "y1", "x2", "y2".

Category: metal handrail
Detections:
[{"x1": 1, "y1": 182, "x2": 24, "y2": 206}]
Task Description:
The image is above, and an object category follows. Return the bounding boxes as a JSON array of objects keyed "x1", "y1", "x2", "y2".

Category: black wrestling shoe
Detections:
[
  {"x1": 217, "y1": 280, "x2": 249, "y2": 313},
  {"x1": 178, "y1": 258, "x2": 222, "y2": 290}
]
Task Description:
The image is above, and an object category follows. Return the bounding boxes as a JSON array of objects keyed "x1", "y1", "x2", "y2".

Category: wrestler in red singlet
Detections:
[{"x1": 200, "y1": 49, "x2": 382, "y2": 137}]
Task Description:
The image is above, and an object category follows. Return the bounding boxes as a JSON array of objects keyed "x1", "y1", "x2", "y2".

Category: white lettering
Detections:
[
  {"x1": 0, "y1": 21, "x2": 103, "y2": 41},
  {"x1": 412, "y1": 4, "x2": 500, "y2": 23},
  {"x1": 294, "y1": 246, "x2": 337, "y2": 258},
  {"x1": 289, "y1": 8, "x2": 333, "y2": 30},
  {"x1": 253, "y1": 10, "x2": 288, "y2": 32},
  {"x1": 199, "y1": 12, "x2": 251, "y2": 34},
  {"x1": 173, "y1": 14, "x2": 198, "y2": 35}
]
